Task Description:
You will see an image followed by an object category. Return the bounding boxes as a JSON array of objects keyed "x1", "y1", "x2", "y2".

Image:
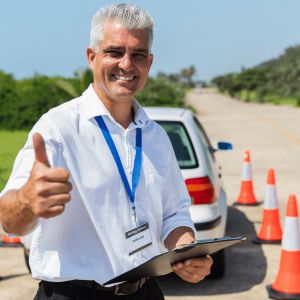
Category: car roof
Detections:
[{"x1": 144, "y1": 107, "x2": 191, "y2": 121}]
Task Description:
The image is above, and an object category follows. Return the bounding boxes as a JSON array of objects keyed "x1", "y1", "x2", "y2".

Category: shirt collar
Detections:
[{"x1": 83, "y1": 84, "x2": 150, "y2": 129}]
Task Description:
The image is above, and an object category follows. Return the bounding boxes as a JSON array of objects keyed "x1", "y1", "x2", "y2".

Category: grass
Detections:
[
  {"x1": 218, "y1": 90, "x2": 299, "y2": 106},
  {"x1": 0, "y1": 131, "x2": 29, "y2": 192}
]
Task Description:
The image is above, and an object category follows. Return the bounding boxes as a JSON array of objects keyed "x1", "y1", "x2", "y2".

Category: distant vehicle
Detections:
[
  {"x1": 21, "y1": 107, "x2": 233, "y2": 279},
  {"x1": 196, "y1": 89, "x2": 202, "y2": 94},
  {"x1": 144, "y1": 107, "x2": 233, "y2": 278}
]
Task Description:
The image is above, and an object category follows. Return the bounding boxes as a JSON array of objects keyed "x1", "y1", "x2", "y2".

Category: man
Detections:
[{"x1": 0, "y1": 4, "x2": 212, "y2": 299}]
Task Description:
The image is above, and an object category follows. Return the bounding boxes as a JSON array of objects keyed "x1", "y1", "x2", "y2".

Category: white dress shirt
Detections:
[{"x1": 0, "y1": 85, "x2": 196, "y2": 285}]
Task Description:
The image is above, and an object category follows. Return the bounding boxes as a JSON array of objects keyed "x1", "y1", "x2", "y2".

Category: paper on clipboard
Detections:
[{"x1": 104, "y1": 236, "x2": 246, "y2": 285}]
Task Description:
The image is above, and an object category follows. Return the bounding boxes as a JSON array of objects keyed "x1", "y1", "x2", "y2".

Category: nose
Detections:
[{"x1": 118, "y1": 53, "x2": 134, "y2": 72}]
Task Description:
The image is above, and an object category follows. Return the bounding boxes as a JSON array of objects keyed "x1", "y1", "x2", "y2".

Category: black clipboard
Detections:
[{"x1": 104, "y1": 236, "x2": 246, "y2": 285}]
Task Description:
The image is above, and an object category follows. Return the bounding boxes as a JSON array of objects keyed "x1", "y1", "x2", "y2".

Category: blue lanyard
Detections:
[{"x1": 94, "y1": 116, "x2": 142, "y2": 223}]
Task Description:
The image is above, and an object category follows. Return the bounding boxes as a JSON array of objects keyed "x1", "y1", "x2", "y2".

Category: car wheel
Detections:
[
  {"x1": 24, "y1": 247, "x2": 31, "y2": 273},
  {"x1": 206, "y1": 248, "x2": 225, "y2": 279}
]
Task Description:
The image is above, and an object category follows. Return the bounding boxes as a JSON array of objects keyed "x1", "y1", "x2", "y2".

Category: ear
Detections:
[
  {"x1": 86, "y1": 47, "x2": 96, "y2": 70},
  {"x1": 148, "y1": 54, "x2": 154, "y2": 70}
]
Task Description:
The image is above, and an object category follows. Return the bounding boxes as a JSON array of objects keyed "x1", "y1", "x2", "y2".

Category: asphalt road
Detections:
[
  {"x1": 161, "y1": 89, "x2": 300, "y2": 300},
  {"x1": 0, "y1": 89, "x2": 300, "y2": 299}
]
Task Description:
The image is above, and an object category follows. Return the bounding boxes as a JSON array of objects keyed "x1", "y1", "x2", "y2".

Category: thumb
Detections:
[{"x1": 33, "y1": 133, "x2": 50, "y2": 167}]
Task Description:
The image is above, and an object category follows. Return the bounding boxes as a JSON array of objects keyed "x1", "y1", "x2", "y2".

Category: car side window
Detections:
[
  {"x1": 156, "y1": 121, "x2": 199, "y2": 169},
  {"x1": 193, "y1": 117, "x2": 216, "y2": 161}
]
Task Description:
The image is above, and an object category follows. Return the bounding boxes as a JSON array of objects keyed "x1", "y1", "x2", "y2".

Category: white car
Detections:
[
  {"x1": 144, "y1": 107, "x2": 233, "y2": 278},
  {"x1": 21, "y1": 107, "x2": 233, "y2": 279}
]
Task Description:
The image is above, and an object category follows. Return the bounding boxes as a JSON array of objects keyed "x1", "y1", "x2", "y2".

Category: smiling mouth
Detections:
[{"x1": 113, "y1": 74, "x2": 135, "y2": 81}]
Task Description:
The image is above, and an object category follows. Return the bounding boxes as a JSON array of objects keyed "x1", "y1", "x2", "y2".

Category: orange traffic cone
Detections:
[
  {"x1": 267, "y1": 195, "x2": 300, "y2": 299},
  {"x1": 234, "y1": 150, "x2": 260, "y2": 206},
  {"x1": 253, "y1": 169, "x2": 282, "y2": 244},
  {"x1": 0, "y1": 234, "x2": 22, "y2": 247}
]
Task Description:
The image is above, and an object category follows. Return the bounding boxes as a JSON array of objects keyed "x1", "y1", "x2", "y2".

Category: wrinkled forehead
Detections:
[{"x1": 101, "y1": 20, "x2": 149, "y2": 51}]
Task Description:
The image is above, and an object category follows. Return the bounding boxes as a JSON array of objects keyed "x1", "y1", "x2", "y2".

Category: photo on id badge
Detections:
[{"x1": 123, "y1": 214, "x2": 152, "y2": 256}]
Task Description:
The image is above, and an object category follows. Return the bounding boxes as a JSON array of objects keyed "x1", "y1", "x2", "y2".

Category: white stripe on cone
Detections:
[
  {"x1": 264, "y1": 185, "x2": 279, "y2": 209},
  {"x1": 282, "y1": 216, "x2": 300, "y2": 251},
  {"x1": 241, "y1": 162, "x2": 252, "y2": 180}
]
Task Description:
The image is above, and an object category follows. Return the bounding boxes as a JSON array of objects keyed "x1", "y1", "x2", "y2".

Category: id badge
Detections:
[{"x1": 124, "y1": 223, "x2": 152, "y2": 256}]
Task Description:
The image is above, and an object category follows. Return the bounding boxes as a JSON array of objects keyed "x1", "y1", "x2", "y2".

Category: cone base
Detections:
[
  {"x1": 0, "y1": 241, "x2": 22, "y2": 248},
  {"x1": 267, "y1": 285, "x2": 300, "y2": 300},
  {"x1": 233, "y1": 201, "x2": 262, "y2": 206},
  {"x1": 252, "y1": 236, "x2": 281, "y2": 245}
]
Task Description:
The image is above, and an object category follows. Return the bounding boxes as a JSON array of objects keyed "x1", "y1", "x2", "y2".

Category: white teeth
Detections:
[{"x1": 113, "y1": 75, "x2": 134, "y2": 81}]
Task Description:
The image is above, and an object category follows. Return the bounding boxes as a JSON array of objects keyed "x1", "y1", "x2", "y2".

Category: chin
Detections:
[
  {"x1": 111, "y1": 89, "x2": 136, "y2": 100},
  {"x1": 113, "y1": 94, "x2": 135, "y2": 102}
]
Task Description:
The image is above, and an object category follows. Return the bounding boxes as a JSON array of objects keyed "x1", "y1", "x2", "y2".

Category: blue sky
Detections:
[{"x1": 1, "y1": 0, "x2": 300, "y2": 82}]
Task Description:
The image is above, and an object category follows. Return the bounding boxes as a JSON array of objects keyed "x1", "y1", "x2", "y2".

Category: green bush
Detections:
[
  {"x1": 0, "y1": 71, "x2": 187, "y2": 130},
  {"x1": 296, "y1": 91, "x2": 300, "y2": 107},
  {"x1": 0, "y1": 73, "x2": 73, "y2": 130},
  {"x1": 256, "y1": 86, "x2": 269, "y2": 103},
  {"x1": 212, "y1": 44, "x2": 300, "y2": 106},
  {"x1": 135, "y1": 76, "x2": 185, "y2": 108}
]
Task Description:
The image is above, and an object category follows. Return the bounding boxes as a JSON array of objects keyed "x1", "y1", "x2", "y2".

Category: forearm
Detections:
[
  {"x1": 164, "y1": 226, "x2": 196, "y2": 250},
  {"x1": 0, "y1": 189, "x2": 38, "y2": 236}
]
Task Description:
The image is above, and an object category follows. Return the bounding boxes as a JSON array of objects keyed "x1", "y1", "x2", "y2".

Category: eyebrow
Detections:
[
  {"x1": 104, "y1": 46, "x2": 124, "y2": 51},
  {"x1": 103, "y1": 46, "x2": 149, "y2": 54},
  {"x1": 133, "y1": 48, "x2": 148, "y2": 54}
]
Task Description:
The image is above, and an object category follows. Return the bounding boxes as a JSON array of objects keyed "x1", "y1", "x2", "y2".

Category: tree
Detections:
[
  {"x1": 268, "y1": 60, "x2": 300, "y2": 97},
  {"x1": 212, "y1": 74, "x2": 243, "y2": 97},
  {"x1": 180, "y1": 65, "x2": 196, "y2": 87},
  {"x1": 256, "y1": 85, "x2": 268, "y2": 103},
  {"x1": 211, "y1": 76, "x2": 225, "y2": 91},
  {"x1": 258, "y1": 44, "x2": 300, "y2": 68},
  {"x1": 0, "y1": 73, "x2": 73, "y2": 130},
  {"x1": 135, "y1": 76, "x2": 185, "y2": 107},
  {"x1": 226, "y1": 73, "x2": 244, "y2": 98},
  {"x1": 168, "y1": 73, "x2": 180, "y2": 83},
  {"x1": 55, "y1": 69, "x2": 94, "y2": 98},
  {"x1": 0, "y1": 68, "x2": 189, "y2": 130},
  {"x1": 237, "y1": 68, "x2": 268, "y2": 101}
]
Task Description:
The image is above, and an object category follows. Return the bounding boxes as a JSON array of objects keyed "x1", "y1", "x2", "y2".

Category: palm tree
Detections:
[
  {"x1": 56, "y1": 69, "x2": 94, "y2": 98},
  {"x1": 180, "y1": 65, "x2": 196, "y2": 86}
]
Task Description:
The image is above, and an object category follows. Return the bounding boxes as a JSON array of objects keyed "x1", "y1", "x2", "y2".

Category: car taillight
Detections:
[{"x1": 185, "y1": 176, "x2": 217, "y2": 205}]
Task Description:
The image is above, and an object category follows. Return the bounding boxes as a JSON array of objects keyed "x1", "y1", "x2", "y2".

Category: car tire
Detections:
[
  {"x1": 24, "y1": 247, "x2": 31, "y2": 273},
  {"x1": 206, "y1": 248, "x2": 225, "y2": 279}
]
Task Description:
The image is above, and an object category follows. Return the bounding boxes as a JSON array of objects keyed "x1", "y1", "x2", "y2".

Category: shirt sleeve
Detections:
[
  {"x1": 160, "y1": 141, "x2": 197, "y2": 247},
  {"x1": 0, "y1": 117, "x2": 62, "y2": 236}
]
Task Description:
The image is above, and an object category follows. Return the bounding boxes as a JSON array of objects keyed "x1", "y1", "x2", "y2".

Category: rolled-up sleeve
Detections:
[{"x1": 160, "y1": 144, "x2": 196, "y2": 247}]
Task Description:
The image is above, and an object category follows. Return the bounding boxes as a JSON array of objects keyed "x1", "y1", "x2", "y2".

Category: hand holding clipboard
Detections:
[{"x1": 104, "y1": 236, "x2": 246, "y2": 285}]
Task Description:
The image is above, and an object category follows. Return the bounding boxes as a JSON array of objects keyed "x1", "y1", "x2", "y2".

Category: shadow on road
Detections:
[
  {"x1": 0, "y1": 273, "x2": 29, "y2": 281},
  {"x1": 158, "y1": 206, "x2": 267, "y2": 296}
]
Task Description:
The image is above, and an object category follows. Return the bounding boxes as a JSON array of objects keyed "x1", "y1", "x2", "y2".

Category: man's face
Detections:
[{"x1": 87, "y1": 21, "x2": 153, "y2": 102}]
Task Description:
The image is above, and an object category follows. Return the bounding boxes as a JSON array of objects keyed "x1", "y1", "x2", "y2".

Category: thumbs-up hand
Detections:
[{"x1": 18, "y1": 133, "x2": 72, "y2": 219}]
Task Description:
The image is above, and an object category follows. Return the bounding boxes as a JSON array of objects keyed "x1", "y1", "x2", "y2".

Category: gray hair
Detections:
[{"x1": 90, "y1": 3, "x2": 154, "y2": 53}]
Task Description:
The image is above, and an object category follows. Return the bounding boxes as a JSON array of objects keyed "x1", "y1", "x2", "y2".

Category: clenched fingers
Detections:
[
  {"x1": 34, "y1": 193, "x2": 71, "y2": 218},
  {"x1": 39, "y1": 204, "x2": 66, "y2": 219},
  {"x1": 44, "y1": 181, "x2": 72, "y2": 196},
  {"x1": 43, "y1": 167, "x2": 70, "y2": 182},
  {"x1": 34, "y1": 181, "x2": 72, "y2": 198}
]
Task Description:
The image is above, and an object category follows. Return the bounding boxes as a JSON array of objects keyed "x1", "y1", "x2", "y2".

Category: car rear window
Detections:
[{"x1": 156, "y1": 121, "x2": 199, "y2": 169}]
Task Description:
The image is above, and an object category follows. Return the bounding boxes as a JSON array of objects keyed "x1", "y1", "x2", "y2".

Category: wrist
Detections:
[{"x1": 17, "y1": 187, "x2": 36, "y2": 219}]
